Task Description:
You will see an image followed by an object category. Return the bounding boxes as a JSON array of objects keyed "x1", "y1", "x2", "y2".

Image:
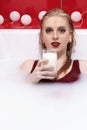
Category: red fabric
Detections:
[
  {"x1": 30, "y1": 60, "x2": 81, "y2": 83},
  {"x1": 30, "y1": 60, "x2": 38, "y2": 73}
]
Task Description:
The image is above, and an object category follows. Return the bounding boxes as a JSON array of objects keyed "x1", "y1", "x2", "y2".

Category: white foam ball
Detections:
[
  {"x1": 38, "y1": 11, "x2": 47, "y2": 20},
  {"x1": 0, "y1": 15, "x2": 4, "y2": 25},
  {"x1": 20, "y1": 14, "x2": 32, "y2": 26},
  {"x1": 71, "y1": 11, "x2": 82, "y2": 22},
  {"x1": 9, "y1": 11, "x2": 20, "y2": 22}
]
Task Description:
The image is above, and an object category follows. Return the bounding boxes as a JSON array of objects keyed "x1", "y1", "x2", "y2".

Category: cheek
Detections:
[
  {"x1": 42, "y1": 36, "x2": 52, "y2": 48},
  {"x1": 42, "y1": 34, "x2": 50, "y2": 43},
  {"x1": 62, "y1": 34, "x2": 70, "y2": 43},
  {"x1": 41, "y1": 33, "x2": 46, "y2": 42},
  {"x1": 60, "y1": 36, "x2": 69, "y2": 48}
]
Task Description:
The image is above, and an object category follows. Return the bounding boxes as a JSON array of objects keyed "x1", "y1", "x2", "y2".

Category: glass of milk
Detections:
[{"x1": 43, "y1": 49, "x2": 57, "y2": 71}]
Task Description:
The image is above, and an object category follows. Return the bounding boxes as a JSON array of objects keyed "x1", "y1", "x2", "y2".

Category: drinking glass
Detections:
[{"x1": 43, "y1": 49, "x2": 57, "y2": 71}]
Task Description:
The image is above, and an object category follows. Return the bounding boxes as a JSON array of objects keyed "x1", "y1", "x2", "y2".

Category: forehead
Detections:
[{"x1": 43, "y1": 16, "x2": 69, "y2": 28}]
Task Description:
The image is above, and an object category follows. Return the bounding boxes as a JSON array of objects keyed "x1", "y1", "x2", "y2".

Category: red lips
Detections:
[{"x1": 51, "y1": 42, "x2": 60, "y2": 48}]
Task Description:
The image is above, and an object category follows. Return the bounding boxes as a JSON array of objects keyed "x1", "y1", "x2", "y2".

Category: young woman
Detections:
[{"x1": 20, "y1": 8, "x2": 87, "y2": 84}]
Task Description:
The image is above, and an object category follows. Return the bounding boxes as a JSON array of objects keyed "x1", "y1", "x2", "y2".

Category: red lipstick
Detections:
[{"x1": 51, "y1": 42, "x2": 60, "y2": 48}]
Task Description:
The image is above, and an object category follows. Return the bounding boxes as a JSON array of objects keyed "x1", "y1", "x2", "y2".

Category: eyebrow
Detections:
[
  {"x1": 58, "y1": 26, "x2": 66, "y2": 29},
  {"x1": 45, "y1": 26, "x2": 66, "y2": 28}
]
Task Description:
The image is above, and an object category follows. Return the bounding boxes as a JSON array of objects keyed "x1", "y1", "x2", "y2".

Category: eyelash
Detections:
[
  {"x1": 59, "y1": 29, "x2": 66, "y2": 33},
  {"x1": 45, "y1": 28, "x2": 66, "y2": 33},
  {"x1": 46, "y1": 29, "x2": 52, "y2": 33}
]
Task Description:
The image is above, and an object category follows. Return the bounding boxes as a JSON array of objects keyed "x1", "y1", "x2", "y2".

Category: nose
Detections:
[{"x1": 52, "y1": 31, "x2": 58, "y2": 40}]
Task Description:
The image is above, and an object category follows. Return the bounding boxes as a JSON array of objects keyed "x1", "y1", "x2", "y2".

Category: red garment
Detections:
[{"x1": 30, "y1": 60, "x2": 81, "y2": 82}]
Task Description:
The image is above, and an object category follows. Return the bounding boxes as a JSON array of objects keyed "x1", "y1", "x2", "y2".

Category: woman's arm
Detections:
[
  {"x1": 20, "y1": 59, "x2": 35, "y2": 73},
  {"x1": 79, "y1": 60, "x2": 87, "y2": 74}
]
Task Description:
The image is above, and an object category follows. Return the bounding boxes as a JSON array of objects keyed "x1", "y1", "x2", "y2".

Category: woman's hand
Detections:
[{"x1": 28, "y1": 59, "x2": 57, "y2": 84}]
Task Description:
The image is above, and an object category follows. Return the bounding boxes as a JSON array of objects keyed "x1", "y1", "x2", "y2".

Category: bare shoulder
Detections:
[
  {"x1": 20, "y1": 59, "x2": 35, "y2": 73},
  {"x1": 79, "y1": 60, "x2": 87, "y2": 74}
]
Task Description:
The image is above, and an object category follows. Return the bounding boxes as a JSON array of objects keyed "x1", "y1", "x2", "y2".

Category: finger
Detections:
[
  {"x1": 37, "y1": 59, "x2": 49, "y2": 67},
  {"x1": 40, "y1": 75, "x2": 56, "y2": 80},
  {"x1": 39, "y1": 70, "x2": 57, "y2": 77}
]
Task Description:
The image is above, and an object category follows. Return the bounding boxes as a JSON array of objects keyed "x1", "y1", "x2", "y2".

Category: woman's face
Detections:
[{"x1": 41, "y1": 16, "x2": 72, "y2": 54}]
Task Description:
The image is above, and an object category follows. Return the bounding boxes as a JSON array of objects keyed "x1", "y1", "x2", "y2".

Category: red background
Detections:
[{"x1": 0, "y1": 0, "x2": 87, "y2": 29}]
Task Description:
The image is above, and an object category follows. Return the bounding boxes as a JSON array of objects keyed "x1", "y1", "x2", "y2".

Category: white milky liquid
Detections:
[{"x1": 43, "y1": 52, "x2": 57, "y2": 70}]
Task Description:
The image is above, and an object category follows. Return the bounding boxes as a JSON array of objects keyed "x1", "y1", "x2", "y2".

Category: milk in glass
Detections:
[{"x1": 43, "y1": 50, "x2": 57, "y2": 70}]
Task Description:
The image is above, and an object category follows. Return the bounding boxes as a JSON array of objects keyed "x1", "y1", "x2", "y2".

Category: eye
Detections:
[
  {"x1": 45, "y1": 28, "x2": 53, "y2": 33},
  {"x1": 58, "y1": 28, "x2": 66, "y2": 33}
]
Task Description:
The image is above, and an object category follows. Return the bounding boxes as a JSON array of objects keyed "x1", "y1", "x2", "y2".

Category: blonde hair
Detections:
[{"x1": 40, "y1": 8, "x2": 75, "y2": 78}]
